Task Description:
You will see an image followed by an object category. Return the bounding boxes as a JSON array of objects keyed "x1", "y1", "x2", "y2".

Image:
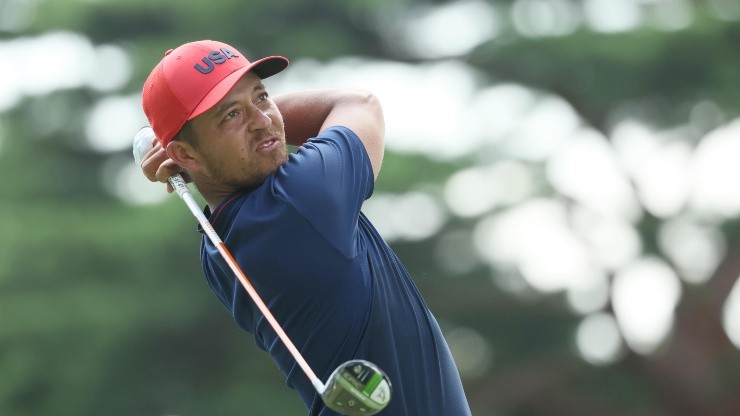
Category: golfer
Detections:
[{"x1": 139, "y1": 39, "x2": 472, "y2": 416}]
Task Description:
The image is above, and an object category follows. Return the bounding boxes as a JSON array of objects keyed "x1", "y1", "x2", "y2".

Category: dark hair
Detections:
[{"x1": 173, "y1": 121, "x2": 198, "y2": 149}]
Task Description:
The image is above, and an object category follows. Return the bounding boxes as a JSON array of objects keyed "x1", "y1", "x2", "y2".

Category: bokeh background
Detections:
[{"x1": 2, "y1": 0, "x2": 740, "y2": 415}]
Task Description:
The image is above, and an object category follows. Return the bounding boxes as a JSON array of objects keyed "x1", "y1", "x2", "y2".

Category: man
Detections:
[{"x1": 139, "y1": 39, "x2": 472, "y2": 415}]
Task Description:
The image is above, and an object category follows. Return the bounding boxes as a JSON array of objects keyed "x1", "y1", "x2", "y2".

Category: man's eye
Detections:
[
  {"x1": 225, "y1": 110, "x2": 239, "y2": 120},
  {"x1": 257, "y1": 92, "x2": 269, "y2": 102}
]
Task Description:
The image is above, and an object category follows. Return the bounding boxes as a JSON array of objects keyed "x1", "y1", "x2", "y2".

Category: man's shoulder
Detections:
[{"x1": 303, "y1": 125, "x2": 361, "y2": 148}]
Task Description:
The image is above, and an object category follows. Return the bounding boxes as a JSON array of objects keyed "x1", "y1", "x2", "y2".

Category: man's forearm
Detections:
[
  {"x1": 274, "y1": 89, "x2": 366, "y2": 146},
  {"x1": 274, "y1": 88, "x2": 385, "y2": 177}
]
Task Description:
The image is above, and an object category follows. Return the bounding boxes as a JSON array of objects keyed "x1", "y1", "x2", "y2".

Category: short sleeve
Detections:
[{"x1": 271, "y1": 126, "x2": 374, "y2": 258}]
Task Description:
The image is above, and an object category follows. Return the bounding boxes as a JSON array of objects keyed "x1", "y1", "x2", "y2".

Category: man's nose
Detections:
[{"x1": 249, "y1": 108, "x2": 272, "y2": 131}]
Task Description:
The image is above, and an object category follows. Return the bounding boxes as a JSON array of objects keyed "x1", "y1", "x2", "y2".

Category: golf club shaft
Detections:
[
  {"x1": 133, "y1": 127, "x2": 325, "y2": 394},
  {"x1": 169, "y1": 174, "x2": 326, "y2": 394}
]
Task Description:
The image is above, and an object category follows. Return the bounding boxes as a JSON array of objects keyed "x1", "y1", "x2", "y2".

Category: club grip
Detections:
[{"x1": 169, "y1": 173, "x2": 190, "y2": 199}]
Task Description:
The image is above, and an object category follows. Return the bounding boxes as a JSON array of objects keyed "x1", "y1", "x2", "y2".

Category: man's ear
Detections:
[{"x1": 166, "y1": 141, "x2": 202, "y2": 172}]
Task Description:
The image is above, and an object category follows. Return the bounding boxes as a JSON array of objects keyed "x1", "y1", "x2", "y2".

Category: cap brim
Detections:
[
  {"x1": 251, "y1": 55, "x2": 289, "y2": 79},
  {"x1": 188, "y1": 56, "x2": 289, "y2": 121}
]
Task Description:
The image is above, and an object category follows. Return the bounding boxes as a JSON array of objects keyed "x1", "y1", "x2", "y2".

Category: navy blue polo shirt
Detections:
[{"x1": 200, "y1": 126, "x2": 471, "y2": 415}]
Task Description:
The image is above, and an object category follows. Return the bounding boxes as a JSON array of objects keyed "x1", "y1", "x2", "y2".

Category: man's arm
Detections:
[{"x1": 273, "y1": 89, "x2": 385, "y2": 179}]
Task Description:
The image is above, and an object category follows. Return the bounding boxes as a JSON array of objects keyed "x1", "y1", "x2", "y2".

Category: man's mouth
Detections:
[{"x1": 256, "y1": 137, "x2": 279, "y2": 153}]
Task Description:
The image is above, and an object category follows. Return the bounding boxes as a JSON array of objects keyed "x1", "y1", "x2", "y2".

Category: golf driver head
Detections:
[{"x1": 321, "y1": 360, "x2": 391, "y2": 416}]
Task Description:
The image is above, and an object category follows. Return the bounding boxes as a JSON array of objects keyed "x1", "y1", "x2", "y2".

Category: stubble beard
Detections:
[{"x1": 203, "y1": 142, "x2": 289, "y2": 189}]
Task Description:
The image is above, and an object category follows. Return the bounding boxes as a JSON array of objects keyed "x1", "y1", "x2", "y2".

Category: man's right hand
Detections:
[{"x1": 140, "y1": 137, "x2": 191, "y2": 193}]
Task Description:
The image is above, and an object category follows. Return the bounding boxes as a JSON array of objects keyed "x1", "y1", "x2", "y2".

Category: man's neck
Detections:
[{"x1": 192, "y1": 181, "x2": 236, "y2": 212}]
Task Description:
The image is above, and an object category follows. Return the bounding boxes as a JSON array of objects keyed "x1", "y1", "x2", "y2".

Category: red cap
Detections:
[{"x1": 142, "y1": 40, "x2": 288, "y2": 148}]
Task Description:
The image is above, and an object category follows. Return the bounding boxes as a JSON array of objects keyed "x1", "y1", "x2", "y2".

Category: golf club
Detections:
[{"x1": 133, "y1": 126, "x2": 391, "y2": 416}]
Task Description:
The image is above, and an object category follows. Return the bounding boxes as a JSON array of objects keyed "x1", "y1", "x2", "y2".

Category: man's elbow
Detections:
[{"x1": 349, "y1": 89, "x2": 383, "y2": 116}]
